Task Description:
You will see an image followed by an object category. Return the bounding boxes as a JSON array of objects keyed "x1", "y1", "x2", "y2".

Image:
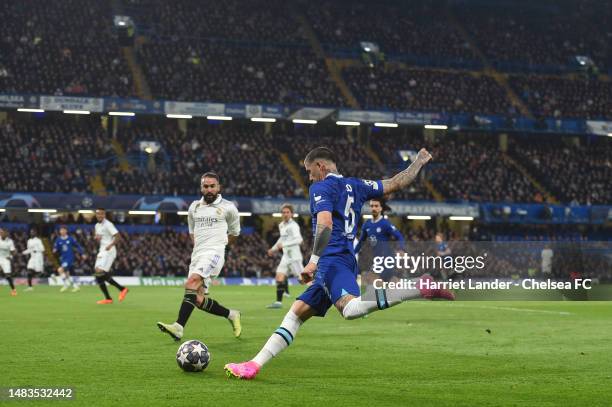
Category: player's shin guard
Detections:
[
  {"x1": 95, "y1": 275, "x2": 111, "y2": 300},
  {"x1": 198, "y1": 297, "x2": 230, "y2": 319},
  {"x1": 252, "y1": 310, "x2": 302, "y2": 367},
  {"x1": 176, "y1": 288, "x2": 197, "y2": 327}
]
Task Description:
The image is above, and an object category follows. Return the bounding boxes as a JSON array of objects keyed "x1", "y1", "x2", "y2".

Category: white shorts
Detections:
[
  {"x1": 95, "y1": 249, "x2": 117, "y2": 272},
  {"x1": 276, "y1": 255, "x2": 303, "y2": 277},
  {"x1": 27, "y1": 257, "x2": 44, "y2": 273},
  {"x1": 189, "y1": 251, "x2": 225, "y2": 294},
  {"x1": 0, "y1": 258, "x2": 11, "y2": 275}
]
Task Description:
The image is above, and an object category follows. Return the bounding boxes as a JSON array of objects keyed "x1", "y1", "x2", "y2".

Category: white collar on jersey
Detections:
[
  {"x1": 200, "y1": 194, "x2": 223, "y2": 206},
  {"x1": 325, "y1": 173, "x2": 343, "y2": 179},
  {"x1": 371, "y1": 216, "x2": 384, "y2": 224}
]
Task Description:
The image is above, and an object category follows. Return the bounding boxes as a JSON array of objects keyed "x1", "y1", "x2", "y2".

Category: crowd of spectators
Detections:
[
  {"x1": 129, "y1": 0, "x2": 305, "y2": 44},
  {"x1": 138, "y1": 42, "x2": 344, "y2": 106},
  {"x1": 0, "y1": 0, "x2": 134, "y2": 97},
  {"x1": 105, "y1": 121, "x2": 303, "y2": 198},
  {"x1": 512, "y1": 137, "x2": 611, "y2": 205},
  {"x1": 372, "y1": 132, "x2": 541, "y2": 203},
  {"x1": 304, "y1": 0, "x2": 477, "y2": 66},
  {"x1": 509, "y1": 75, "x2": 612, "y2": 120},
  {"x1": 344, "y1": 66, "x2": 515, "y2": 115},
  {"x1": 455, "y1": 0, "x2": 612, "y2": 72},
  {"x1": 2, "y1": 116, "x2": 610, "y2": 207},
  {"x1": 0, "y1": 118, "x2": 112, "y2": 193}
]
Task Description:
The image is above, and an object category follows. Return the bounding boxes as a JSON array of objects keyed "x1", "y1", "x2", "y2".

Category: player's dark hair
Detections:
[
  {"x1": 281, "y1": 203, "x2": 294, "y2": 213},
  {"x1": 201, "y1": 172, "x2": 220, "y2": 183},
  {"x1": 304, "y1": 147, "x2": 337, "y2": 165},
  {"x1": 371, "y1": 197, "x2": 392, "y2": 214}
]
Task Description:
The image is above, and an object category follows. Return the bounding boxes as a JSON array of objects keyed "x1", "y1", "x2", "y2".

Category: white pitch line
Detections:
[{"x1": 444, "y1": 303, "x2": 573, "y2": 316}]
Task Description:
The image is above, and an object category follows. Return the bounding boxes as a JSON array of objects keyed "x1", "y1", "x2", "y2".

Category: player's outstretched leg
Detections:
[
  {"x1": 157, "y1": 274, "x2": 202, "y2": 341},
  {"x1": 196, "y1": 295, "x2": 241, "y2": 338},
  {"x1": 225, "y1": 300, "x2": 314, "y2": 380},
  {"x1": 25, "y1": 270, "x2": 35, "y2": 291},
  {"x1": 59, "y1": 269, "x2": 69, "y2": 293},
  {"x1": 6, "y1": 275, "x2": 16, "y2": 296},
  {"x1": 95, "y1": 271, "x2": 113, "y2": 304},
  {"x1": 340, "y1": 274, "x2": 454, "y2": 320},
  {"x1": 267, "y1": 273, "x2": 286, "y2": 309},
  {"x1": 106, "y1": 275, "x2": 127, "y2": 300}
]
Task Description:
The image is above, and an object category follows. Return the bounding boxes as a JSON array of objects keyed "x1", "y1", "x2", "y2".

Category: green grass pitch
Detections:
[{"x1": 1, "y1": 285, "x2": 611, "y2": 406}]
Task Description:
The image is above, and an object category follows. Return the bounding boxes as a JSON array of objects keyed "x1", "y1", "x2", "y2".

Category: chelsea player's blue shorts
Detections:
[{"x1": 297, "y1": 252, "x2": 361, "y2": 317}]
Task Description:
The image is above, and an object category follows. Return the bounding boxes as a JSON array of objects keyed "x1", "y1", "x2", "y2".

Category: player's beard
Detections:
[{"x1": 203, "y1": 192, "x2": 218, "y2": 204}]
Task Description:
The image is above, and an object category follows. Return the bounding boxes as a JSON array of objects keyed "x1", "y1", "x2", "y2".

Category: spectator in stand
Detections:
[
  {"x1": 510, "y1": 75, "x2": 612, "y2": 120},
  {"x1": 0, "y1": 0, "x2": 134, "y2": 97},
  {"x1": 139, "y1": 43, "x2": 344, "y2": 106},
  {"x1": 0, "y1": 118, "x2": 113, "y2": 193},
  {"x1": 344, "y1": 66, "x2": 514, "y2": 115}
]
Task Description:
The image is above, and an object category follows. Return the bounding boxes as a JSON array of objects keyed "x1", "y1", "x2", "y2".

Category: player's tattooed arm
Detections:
[
  {"x1": 382, "y1": 148, "x2": 432, "y2": 195},
  {"x1": 301, "y1": 211, "x2": 332, "y2": 283}
]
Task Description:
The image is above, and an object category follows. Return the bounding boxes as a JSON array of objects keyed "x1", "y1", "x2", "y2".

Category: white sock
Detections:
[
  {"x1": 67, "y1": 275, "x2": 75, "y2": 287},
  {"x1": 228, "y1": 310, "x2": 239, "y2": 321},
  {"x1": 252, "y1": 310, "x2": 302, "y2": 367},
  {"x1": 343, "y1": 280, "x2": 423, "y2": 320},
  {"x1": 62, "y1": 276, "x2": 69, "y2": 288}
]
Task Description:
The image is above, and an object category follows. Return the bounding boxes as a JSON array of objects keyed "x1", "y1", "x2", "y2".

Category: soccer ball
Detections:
[{"x1": 176, "y1": 340, "x2": 211, "y2": 372}]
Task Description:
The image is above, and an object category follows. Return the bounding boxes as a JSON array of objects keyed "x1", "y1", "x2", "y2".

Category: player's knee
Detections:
[{"x1": 185, "y1": 275, "x2": 201, "y2": 290}]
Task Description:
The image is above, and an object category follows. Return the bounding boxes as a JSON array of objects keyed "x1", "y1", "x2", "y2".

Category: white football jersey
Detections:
[
  {"x1": 188, "y1": 195, "x2": 240, "y2": 257},
  {"x1": 24, "y1": 237, "x2": 45, "y2": 262},
  {"x1": 95, "y1": 219, "x2": 119, "y2": 252},
  {"x1": 0, "y1": 237, "x2": 16, "y2": 259},
  {"x1": 273, "y1": 219, "x2": 303, "y2": 261}
]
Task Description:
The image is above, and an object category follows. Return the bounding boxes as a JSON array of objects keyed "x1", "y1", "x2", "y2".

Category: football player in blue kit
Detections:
[
  {"x1": 355, "y1": 198, "x2": 405, "y2": 282},
  {"x1": 225, "y1": 146, "x2": 454, "y2": 380},
  {"x1": 52, "y1": 226, "x2": 86, "y2": 292}
]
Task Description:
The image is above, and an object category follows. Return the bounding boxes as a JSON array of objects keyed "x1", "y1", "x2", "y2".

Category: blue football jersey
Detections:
[
  {"x1": 355, "y1": 218, "x2": 405, "y2": 255},
  {"x1": 53, "y1": 236, "x2": 83, "y2": 265},
  {"x1": 309, "y1": 174, "x2": 383, "y2": 257}
]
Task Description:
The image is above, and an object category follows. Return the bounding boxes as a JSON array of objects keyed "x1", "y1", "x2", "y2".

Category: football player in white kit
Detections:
[
  {"x1": 22, "y1": 228, "x2": 45, "y2": 291},
  {"x1": 266, "y1": 204, "x2": 303, "y2": 309},
  {"x1": 94, "y1": 208, "x2": 128, "y2": 304},
  {"x1": 157, "y1": 172, "x2": 242, "y2": 341},
  {"x1": 0, "y1": 227, "x2": 17, "y2": 296}
]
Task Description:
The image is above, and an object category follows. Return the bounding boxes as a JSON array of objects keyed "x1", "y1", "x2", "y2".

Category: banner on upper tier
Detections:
[
  {"x1": 40, "y1": 96, "x2": 104, "y2": 112},
  {"x1": 104, "y1": 97, "x2": 164, "y2": 115},
  {"x1": 289, "y1": 107, "x2": 335, "y2": 121},
  {"x1": 338, "y1": 109, "x2": 395, "y2": 123},
  {"x1": 44, "y1": 276, "x2": 298, "y2": 287},
  {"x1": 0, "y1": 94, "x2": 39, "y2": 108},
  {"x1": 164, "y1": 101, "x2": 225, "y2": 117},
  {"x1": 586, "y1": 120, "x2": 612, "y2": 136}
]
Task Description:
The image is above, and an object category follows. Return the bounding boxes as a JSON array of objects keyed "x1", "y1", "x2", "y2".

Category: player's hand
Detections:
[
  {"x1": 95, "y1": 235, "x2": 101, "y2": 241},
  {"x1": 277, "y1": 242, "x2": 283, "y2": 250},
  {"x1": 267, "y1": 249, "x2": 274, "y2": 257},
  {"x1": 300, "y1": 262, "x2": 317, "y2": 285},
  {"x1": 105, "y1": 245, "x2": 112, "y2": 251},
  {"x1": 416, "y1": 148, "x2": 432, "y2": 164},
  {"x1": 81, "y1": 254, "x2": 88, "y2": 261}
]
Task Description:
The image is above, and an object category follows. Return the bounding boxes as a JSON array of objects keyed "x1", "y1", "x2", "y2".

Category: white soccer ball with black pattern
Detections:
[{"x1": 176, "y1": 340, "x2": 211, "y2": 372}]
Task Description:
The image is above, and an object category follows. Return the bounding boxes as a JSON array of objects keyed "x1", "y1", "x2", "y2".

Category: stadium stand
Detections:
[
  {"x1": 0, "y1": 118, "x2": 112, "y2": 193},
  {"x1": 0, "y1": 0, "x2": 134, "y2": 97},
  {"x1": 343, "y1": 66, "x2": 515, "y2": 114},
  {"x1": 510, "y1": 75, "x2": 612, "y2": 119},
  {"x1": 138, "y1": 43, "x2": 345, "y2": 106}
]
